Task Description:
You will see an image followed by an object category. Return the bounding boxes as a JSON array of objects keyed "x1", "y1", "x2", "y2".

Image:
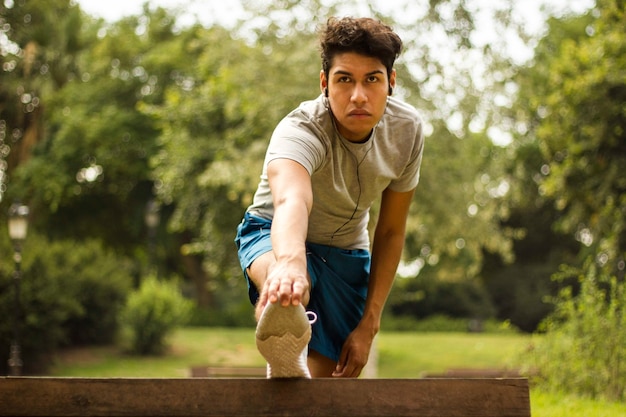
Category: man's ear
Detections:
[
  {"x1": 320, "y1": 70, "x2": 328, "y2": 95},
  {"x1": 389, "y1": 69, "x2": 397, "y2": 95}
]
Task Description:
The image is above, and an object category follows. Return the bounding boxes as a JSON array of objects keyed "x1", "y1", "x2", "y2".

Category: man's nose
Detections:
[{"x1": 351, "y1": 83, "x2": 367, "y2": 104}]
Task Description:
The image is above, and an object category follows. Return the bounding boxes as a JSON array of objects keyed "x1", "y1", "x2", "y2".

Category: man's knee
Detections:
[
  {"x1": 247, "y1": 251, "x2": 276, "y2": 289},
  {"x1": 307, "y1": 349, "x2": 336, "y2": 377}
]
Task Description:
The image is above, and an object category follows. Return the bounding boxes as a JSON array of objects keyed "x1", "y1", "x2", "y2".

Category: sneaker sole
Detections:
[{"x1": 256, "y1": 303, "x2": 311, "y2": 378}]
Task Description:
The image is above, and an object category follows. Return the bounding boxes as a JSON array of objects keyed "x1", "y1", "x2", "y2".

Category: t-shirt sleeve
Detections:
[
  {"x1": 265, "y1": 116, "x2": 326, "y2": 175},
  {"x1": 388, "y1": 118, "x2": 424, "y2": 192}
]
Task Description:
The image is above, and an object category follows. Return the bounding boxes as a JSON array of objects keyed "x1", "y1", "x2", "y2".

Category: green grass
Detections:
[
  {"x1": 50, "y1": 327, "x2": 265, "y2": 378},
  {"x1": 376, "y1": 331, "x2": 526, "y2": 377},
  {"x1": 48, "y1": 327, "x2": 626, "y2": 416},
  {"x1": 50, "y1": 328, "x2": 529, "y2": 378},
  {"x1": 530, "y1": 390, "x2": 626, "y2": 417}
]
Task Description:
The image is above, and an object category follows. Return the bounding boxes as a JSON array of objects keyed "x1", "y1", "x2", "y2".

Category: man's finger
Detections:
[
  {"x1": 290, "y1": 279, "x2": 306, "y2": 305},
  {"x1": 278, "y1": 278, "x2": 293, "y2": 306},
  {"x1": 265, "y1": 278, "x2": 280, "y2": 303},
  {"x1": 332, "y1": 351, "x2": 348, "y2": 377}
]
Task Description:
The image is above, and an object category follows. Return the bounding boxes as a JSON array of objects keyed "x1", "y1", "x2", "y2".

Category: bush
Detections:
[
  {"x1": 51, "y1": 241, "x2": 135, "y2": 345},
  {"x1": 188, "y1": 303, "x2": 255, "y2": 328},
  {"x1": 0, "y1": 233, "x2": 134, "y2": 374},
  {"x1": 119, "y1": 277, "x2": 192, "y2": 355},
  {"x1": 524, "y1": 260, "x2": 626, "y2": 401},
  {"x1": 387, "y1": 274, "x2": 496, "y2": 321},
  {"x1": 481, "y1": 253, "x2": 565, "y2": 332},
  {"x1": 382, "y1": 312, "x2": 517, "y2": 333}
]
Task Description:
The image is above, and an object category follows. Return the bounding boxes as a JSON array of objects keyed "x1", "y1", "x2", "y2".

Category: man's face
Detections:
[{"x1": 320, "y1": 52, "x2": 395, "y2": 142}]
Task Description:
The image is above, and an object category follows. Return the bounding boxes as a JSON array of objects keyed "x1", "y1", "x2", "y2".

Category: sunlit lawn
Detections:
[
  {"x1": 50, "y1": 328, "x2": 527, "y2": 378},
  {"x1": 376, "y1": 332, "x2": 527, "y2": 377},
  {"x1": 49, "y1": 327, "x2": 626, "y2": 417},
  {"x1": 50, "y1": 327, "x2": 264, "y2": 378}
]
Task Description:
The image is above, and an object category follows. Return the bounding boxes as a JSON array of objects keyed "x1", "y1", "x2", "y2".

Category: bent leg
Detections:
[
  {"x1": 308, "y1": 349, "x2": 337, "y2": 377},
  {"x1": 247, "y1": 251, "x2": 276, "y2": 320}
]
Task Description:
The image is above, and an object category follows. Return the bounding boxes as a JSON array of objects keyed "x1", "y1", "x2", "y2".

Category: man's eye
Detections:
[
  {"x1": 368, "y1": 76, "x2": 380, "y2": 82},
  {"x1": 338, "y1": 76, "x2": 351, "y2": 83}
]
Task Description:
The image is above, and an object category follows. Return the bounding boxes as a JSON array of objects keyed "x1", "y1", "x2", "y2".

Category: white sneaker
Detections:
[{"x1": 255, "y1": 302, "x2": 317, "y2": 378}]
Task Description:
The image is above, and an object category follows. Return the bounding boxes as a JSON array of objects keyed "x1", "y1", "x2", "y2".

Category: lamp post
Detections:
[{"x1": 7, "y1": 203, "x2": 29, "y2": 376}]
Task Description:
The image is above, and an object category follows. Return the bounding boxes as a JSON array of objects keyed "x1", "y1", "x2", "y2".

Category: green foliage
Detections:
[
  {"x1": 489, "y1": 0, "x2": 626, "y2": 335},
  {"x1": 0, "y1": 231, "x2": 133, "y2": 373},
  {"x1": 382, "y1": 313, "x2": 516, "y2": 334},
  {"x1": 481, "y1": 250, "x2": 573, "y2": 333},
  {"x1": 1, "y1": 0, "x2": 85, "y2": 201},
  {"x1": 387, "y1": 270, "x2": 496, "y2": 324},
  {"x1": 60, "y1": 244, "x2": 135, "y2": 346},
  {"x1": 535, "y1": 3, "x2": 625, "y2": 249},
  {"x1": 511, "y1": 0, "x2": 626, "y2": 264},
  {"x1": 9, "y1": 9, "x2": 169, "y2": 250},
  {"x1": 530, "y1": 390, "x2": 626, "y2": 417},
  {"x1": 405, "y1": 128, "x2": 515, "y2": 283},
  {"x1": 145, "y1": 20, "x2": 321, "y2": 306},
  {"x1": 525, "y1": 260, "x2": 626, "y2": 401},
  {"x1": 188, "y1": 303, "x2": 255, "y2": 328},
  {"x1": 481, "y1": 139, "x2": 581, "y2": 332},
  {"x1": 119, "y1": 277, "x2": 193, "y2": 355}
]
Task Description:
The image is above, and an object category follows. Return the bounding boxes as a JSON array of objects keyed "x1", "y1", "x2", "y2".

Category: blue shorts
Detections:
[{"x1": 234, "y1": 212, "x2": 371, "y2": 362}]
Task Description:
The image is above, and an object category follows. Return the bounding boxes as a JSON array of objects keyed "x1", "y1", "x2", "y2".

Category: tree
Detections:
[
  {"x1": 147, "y1": 18, "x2": 321, "y2": 309},
  {"x1": 5, "y1": 5, "x2": 191, "y2": 266},
  {"x1": 510, "y1": 0, "x2": 625, "y2": 277},
  {"x1": 0, "y1": 0, "x2": 83, "y2": 204},
  {"x1": 509, "y1": 0, "x2": 626, "y2": 397}
]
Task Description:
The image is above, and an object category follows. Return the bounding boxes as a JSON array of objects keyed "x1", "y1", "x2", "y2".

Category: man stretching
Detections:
[{"x1": 235, "y1": 16, "x2": 424, "y2": 378}]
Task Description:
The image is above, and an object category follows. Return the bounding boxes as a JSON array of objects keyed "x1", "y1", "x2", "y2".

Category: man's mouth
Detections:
[{"x1": 349, "y1": 110, "x2": 371, "y2": 117}]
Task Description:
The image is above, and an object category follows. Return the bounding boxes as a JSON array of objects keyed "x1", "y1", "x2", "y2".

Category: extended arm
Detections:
[{"x1": 258, "y1": 158, "x2": 313, "y2": 309}]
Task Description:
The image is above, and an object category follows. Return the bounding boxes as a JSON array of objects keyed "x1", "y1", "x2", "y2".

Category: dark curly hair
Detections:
[{"x1": 319, "y1": 17, "x2": 403, "y2": 79}]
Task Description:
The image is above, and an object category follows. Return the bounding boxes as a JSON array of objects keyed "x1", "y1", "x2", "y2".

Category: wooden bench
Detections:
[
  {"x1": 189, "y1": 365, "x2": 267, "y2": 378},
  {"x1": 0, "y1": 377, "x2": 530, "y2": 416}
]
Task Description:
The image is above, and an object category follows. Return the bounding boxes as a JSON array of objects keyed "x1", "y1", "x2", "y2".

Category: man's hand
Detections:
[
  {"x1": 332, "y1": 324, "x2": 375, "y2": 378},
  {"x1": 259, "y1": 262, "x2": 310, "y2": 309}
]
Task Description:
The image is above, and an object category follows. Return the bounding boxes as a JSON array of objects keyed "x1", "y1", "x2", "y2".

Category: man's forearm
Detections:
[
  {"x1": 361, "y1": 230, "x2": 406, "y2": 334},
  {"x1": 271, "y1": 199, "x2": 309, "y2": 268},
  {"x1": 267, "y1": 158, "x2": 312, "y2": 270}
]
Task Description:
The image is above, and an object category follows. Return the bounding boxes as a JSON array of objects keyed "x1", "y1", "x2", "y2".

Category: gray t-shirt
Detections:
[{"x1": 247, "y1": 94, "x2": 424, "y2": 250}]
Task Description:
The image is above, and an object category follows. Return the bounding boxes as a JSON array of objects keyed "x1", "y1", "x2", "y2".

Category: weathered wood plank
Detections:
[
  {"x1": 0, "y1": 377, "x2": 530, "y2": 417},
  {"x1": 189, "y1": 366, "x2": 266, "y2": 378}
]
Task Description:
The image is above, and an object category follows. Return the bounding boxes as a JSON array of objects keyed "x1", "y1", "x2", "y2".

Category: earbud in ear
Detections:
[{"x1": 324, "y1": 88, "x2": 329, "y2": 98}]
